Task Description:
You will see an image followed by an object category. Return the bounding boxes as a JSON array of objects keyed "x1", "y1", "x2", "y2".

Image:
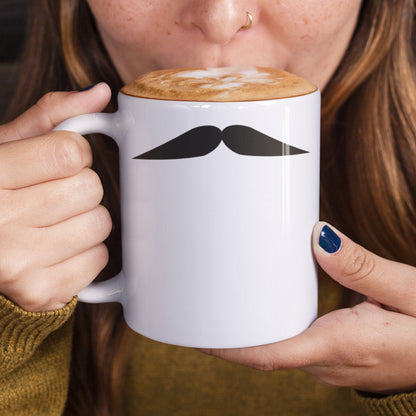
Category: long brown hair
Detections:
[
  {"x1": 7, "y1": 1, "x2": 132, "y2": 415},
  {"x1": 321, "y1": 1, "x2": 416, "y2": 264},
  {"x1": 5, "y1": 0, "x2": 416, "y2": 414}
]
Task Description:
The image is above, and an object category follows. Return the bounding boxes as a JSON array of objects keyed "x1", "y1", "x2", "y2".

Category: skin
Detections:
[
  {"x1": 1, "y1": 0, "x2": 416, "y2": 396},
  {"x1": 0, "y1": 85, "x2": 113, "y2": 311},
  {"x1": 87, "y1": 0, "x2": 362, "y2": 89}
]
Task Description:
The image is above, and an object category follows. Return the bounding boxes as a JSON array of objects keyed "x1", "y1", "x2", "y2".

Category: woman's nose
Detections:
[{"x1": 181, "y1": 1, "x2": 250, "y2": 45}]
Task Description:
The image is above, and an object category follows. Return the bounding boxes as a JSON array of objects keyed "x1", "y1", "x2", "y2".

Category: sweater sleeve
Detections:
[
  {"x1": 0, "y1": 294, "x2": 77, "y2": 416},
  {"x1": 354, "y1": 390, "x2": 416, "y2": 415}
]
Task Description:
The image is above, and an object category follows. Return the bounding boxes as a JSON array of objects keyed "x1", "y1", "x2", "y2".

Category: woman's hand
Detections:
[
  {"x1": 203, "y1": 222, "x2": 416, "y2": 394},
  {"x1": 0, "y1": 84, "x2": 112, "y2": 312}
]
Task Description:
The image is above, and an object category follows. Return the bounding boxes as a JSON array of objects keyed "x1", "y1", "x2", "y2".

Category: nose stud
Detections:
[{"x1": 239, "y1": 11, "x2": 253, "y2": 31}]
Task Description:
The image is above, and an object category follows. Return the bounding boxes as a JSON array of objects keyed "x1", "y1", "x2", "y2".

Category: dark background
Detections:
[{"x1": 0, "y1": 0, "x2": 28, "y2": 120}]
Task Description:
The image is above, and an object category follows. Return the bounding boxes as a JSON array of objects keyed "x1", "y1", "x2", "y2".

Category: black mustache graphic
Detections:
[{"x1": 133, "y1": 125, "x2": 308, "y2": 160}]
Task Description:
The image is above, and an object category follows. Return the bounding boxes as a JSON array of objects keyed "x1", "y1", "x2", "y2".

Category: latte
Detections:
[{"x1": 121, "y1": 67, "x2": 317, "y2": 102}]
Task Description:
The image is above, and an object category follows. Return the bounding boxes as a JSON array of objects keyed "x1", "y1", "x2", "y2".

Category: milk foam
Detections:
[
  {"x1": 174, "y1": 68, "x2": 281, "y2": 93},
  {"x1": 121, "y1": 67, "x2": 317, "y2": 102}
]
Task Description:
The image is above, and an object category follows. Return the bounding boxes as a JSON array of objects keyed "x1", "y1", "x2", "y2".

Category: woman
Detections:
[{"x1": 1, "y1": 0, "x2": 415, "y2": 415}]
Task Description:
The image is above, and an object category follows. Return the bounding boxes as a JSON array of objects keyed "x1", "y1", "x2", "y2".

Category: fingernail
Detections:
[
  {"x1": 79, "y1": 83, "x2": 97, "y2": 92},
  {"x1": 319, "y1": 225, "x2": 341, "y2": 254}
]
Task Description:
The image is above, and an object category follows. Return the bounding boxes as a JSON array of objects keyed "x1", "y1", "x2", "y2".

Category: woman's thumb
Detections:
[
  {"x1": 312, "y1": 221, "x2": 416, "y2": 316},
  {"x1": 0, "y1": 82, "x2": 111, "y2": 144}
]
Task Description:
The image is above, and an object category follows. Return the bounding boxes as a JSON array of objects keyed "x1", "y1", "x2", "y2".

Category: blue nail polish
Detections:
[
  {"x1": 79, "y1": 84, "x2": 96, "y2": 92},
  {"x1": 319, "y1": 225, "x2": 341, "y2": 253}
]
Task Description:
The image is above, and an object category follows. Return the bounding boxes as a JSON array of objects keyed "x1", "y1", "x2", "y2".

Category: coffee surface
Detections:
[{"x1": 121, "y1": 67, "x2": 317, "y2": 102}]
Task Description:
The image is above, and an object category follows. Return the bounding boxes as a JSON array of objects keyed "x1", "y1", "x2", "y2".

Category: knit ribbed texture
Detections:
[
  {"x1": 0, "y1": 295, "x2": 77, "y2": 415},
  {"x1": 0, "y1": 295, "x2": 77, "y2": 374},
  {"x1": 356, "y1": 391, "x2": 416, "y2": 416}
]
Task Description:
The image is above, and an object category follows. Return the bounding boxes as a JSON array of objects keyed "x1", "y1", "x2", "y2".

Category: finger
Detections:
[
  {"x1": 2, "y1": 168, "x2": 104, "y2": 227},
  {"x1": 202, "y1": 326, "x2": 329, "y2": 371},
  {"x1": 0, "y1": 130, "x2": 92, "y2": 189},
  {"x1": 34, "y1": 205, "x2": 112, "y2": 267},
  {"x1": 313, "y1": 221, "x2": 416, "y2": 316},
  {"x1": 0, "y1": 83, "x2": 111, "y2": 143},
  {"x1": 44, "y1": 243, "x2": 109, "y2": 310},
  {"x1": 8, "y1": 243, "x2": 109, "y2": 312}
]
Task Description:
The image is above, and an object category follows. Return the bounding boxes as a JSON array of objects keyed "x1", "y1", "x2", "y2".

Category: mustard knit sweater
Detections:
[{"x1": 0, "y1": 273, "x2": 415, "y2": 415}]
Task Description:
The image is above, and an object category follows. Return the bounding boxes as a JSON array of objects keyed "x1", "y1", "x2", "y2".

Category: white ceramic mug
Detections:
[{"x1": 56, "y1": 77, "x2": 320, "y2": 348}]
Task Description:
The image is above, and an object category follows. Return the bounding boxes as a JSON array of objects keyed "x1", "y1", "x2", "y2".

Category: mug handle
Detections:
[{"x1": 54, "y1": 113, "x2": 123, "y2": 304}]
